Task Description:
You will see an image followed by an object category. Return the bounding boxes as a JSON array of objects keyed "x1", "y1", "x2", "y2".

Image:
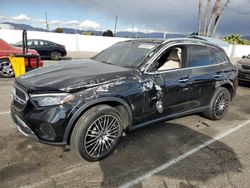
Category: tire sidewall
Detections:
[{"x1": 72, "y1": 105, "x2": 123, "y2": 161}]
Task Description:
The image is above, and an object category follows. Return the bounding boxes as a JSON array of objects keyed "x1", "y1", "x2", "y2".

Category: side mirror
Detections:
[{"x1": 242, "y1": 56, "x2": 246, "y2": 58}]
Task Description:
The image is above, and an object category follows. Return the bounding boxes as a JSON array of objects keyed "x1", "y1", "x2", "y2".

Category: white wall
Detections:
[
  {"x1": 1, "y1": 29, "x2": 250, "y2": 57},
  {"x1": 229, "y1": 44, "x2": 250, "y2": 58},
  {"x1": 0, "y1": 29, "x2": 128, "y2": 52}
]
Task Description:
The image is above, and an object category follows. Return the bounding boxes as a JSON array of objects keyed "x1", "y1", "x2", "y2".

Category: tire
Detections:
[
  {"x1": 70, "y1": 105, "x2": 123, "y2": 161},
  {"x1": 0, "y1": 58, "x2": 14, "y2": 78},
  {"x1": 203, "y1": 87, "x2": 231, "y2": 120},
  {"x1": 50, "y1": 51, "x2": 61, "y2": 60}
]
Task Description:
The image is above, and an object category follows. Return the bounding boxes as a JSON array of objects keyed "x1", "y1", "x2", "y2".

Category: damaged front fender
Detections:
[{"x1": 62, "y1": 97, "x2": 133, "y2": 143}]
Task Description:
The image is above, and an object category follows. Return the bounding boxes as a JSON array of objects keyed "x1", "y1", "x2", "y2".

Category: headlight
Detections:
[
  {"x1": 235, "y1": 62, "x2": 242, "y2": 68},
  {"x1": 30, "y1": 93, "x2": 75, "y2": 107}
]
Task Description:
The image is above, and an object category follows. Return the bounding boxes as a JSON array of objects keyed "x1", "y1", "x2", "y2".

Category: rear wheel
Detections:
[
  {"x1": 0, "y1": 58, "x2": 14, "y2": 78},
  {"x1": 50, "y1": 51, "x2": 61, "y2": 60},
  {"x1": 70, "y1": 105, "x2": 123, "y2": 161},
  {"x1": 203, "y1": 87, "x2": 231, "y2": 120}
]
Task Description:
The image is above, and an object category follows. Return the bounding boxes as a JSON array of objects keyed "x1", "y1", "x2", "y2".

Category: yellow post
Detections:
[{"x1": 9, "y1": 55, "x2": 26, "y2": 77}]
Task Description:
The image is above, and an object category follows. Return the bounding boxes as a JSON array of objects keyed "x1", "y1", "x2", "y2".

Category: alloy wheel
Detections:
[
  {"x1": 214, "y1": 91, "x2": 230, "y2": 118},
  {"x1": 84, "y1": 115, "x2": 120, "y2": 158},
  {"x1": 0, "y1": 60, "x2": 14, "y2": 77}
]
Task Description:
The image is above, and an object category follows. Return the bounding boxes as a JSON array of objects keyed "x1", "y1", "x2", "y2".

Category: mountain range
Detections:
[
  {"x1": 2, "y1": 22, "x2": 250, "y2": 40},
  {"x1": 1, "y1": 22, "x2": 186, "y2": 39}
]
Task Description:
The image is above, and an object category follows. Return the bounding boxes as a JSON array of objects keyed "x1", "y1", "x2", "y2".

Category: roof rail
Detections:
[
  {"x1": 186, "y1": 35, "x2": 208, "y2": 41},
  {"x1": 187, "y1": 35, "x2": 229, "y2": 47}
]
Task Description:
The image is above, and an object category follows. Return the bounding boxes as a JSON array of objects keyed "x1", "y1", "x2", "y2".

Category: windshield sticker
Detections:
[{"x1": 138, "y1": 44, "x2": 155, "y2": 49}]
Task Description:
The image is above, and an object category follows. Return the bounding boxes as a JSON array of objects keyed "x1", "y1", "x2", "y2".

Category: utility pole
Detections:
[
  {"x1": 132, "y1": 22, "x2": 134, "y2": 38},
  {"x1": 114, "y1": 16, "x2": 118, "y2": 37},
  {"x1": 45, "y1": 12, "x2": 49, "y2": 30}
]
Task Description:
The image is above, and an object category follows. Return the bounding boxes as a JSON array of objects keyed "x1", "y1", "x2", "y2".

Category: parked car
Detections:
[
  {"x1": 11, "y1": 38, "x2": 238, "y2": 161},
  {"x1": 14, "y1": 39, "x2": 67, "y2": 60},
  {"x1": 0, "y1": 39, "x2": 43, "y2": 78},
  {"x1": 235, "y1": 54, "x2": 250, "y2": 82}
]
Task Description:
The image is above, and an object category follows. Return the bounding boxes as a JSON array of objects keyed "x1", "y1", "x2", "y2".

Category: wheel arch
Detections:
[
  {"x1": 216, "y1": 81, "x2": 235, "y2": 100},
  {"x1": 50, "y1": 50, "x2": 60, "y2": 55},
  {"x1": 63, "y1": 97, "x2": 133, "y2": 144},
  {"x1": 0, "y1": 56, "x2": 10, "y2": 60}
]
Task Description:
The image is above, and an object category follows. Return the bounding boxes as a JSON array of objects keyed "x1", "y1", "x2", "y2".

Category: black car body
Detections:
[
  {"x1": 14, "y1": 39, "x2": 67, "y2": 60},
  {"x1": 11, "y1": 38, "x2": 238, "y2": 161},
  {"x1": 235, "y1": 54, "x2": 250, "y2": 82}
]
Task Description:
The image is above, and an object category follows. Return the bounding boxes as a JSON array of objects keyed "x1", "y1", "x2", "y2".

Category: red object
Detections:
[{"x1": 0, "y1": 39, "x2": 43, "y2": 68}]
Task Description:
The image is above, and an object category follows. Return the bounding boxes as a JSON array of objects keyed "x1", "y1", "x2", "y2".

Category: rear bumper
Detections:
[
  {"x1": 25, "y1": 60, "x2": 43, "y2": 68},
  {"x1": 61, "y1": 51, "x2": 67, "y2": 57}
]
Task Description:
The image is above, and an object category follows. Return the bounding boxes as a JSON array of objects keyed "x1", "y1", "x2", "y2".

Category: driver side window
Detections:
[{"x1": 147, "y1": 45, "x2": 187, "y2": 72}]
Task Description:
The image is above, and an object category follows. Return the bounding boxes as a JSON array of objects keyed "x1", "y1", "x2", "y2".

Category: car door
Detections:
[
  {"x1": 143, "y1": 45, "x2": 192, "y2": 122},
  {"x1": 37, "y1": 40, "x2": 48, "y2": 57},
  {"x1": 187, "y1": 44, "x2": 225, "y2": 108}
]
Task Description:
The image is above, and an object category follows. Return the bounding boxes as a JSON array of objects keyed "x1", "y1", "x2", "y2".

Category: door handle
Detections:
[{"x1": 179, "y1": 78, "x2": 189, "y2": 83}]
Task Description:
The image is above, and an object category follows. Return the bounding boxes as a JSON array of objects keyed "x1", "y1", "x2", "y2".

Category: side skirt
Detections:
[{"x1": 129, "y1": 106, "x2": 209, "y2": 131}]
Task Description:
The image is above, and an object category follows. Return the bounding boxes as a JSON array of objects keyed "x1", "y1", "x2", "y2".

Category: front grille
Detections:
[
  {"x1": 12, "y1": 85, "x2": 28, "y2": 111},
  {"x1": 242, "y1": 65, "x2": 250, "y2": 70}
]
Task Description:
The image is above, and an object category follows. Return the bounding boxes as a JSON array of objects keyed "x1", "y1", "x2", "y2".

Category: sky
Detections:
[{"x1": 0, "y1": 0, "x2": 250, "y2": 35}]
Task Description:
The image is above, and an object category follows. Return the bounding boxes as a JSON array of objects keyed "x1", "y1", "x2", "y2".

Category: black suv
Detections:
[{"x1": 11, "y1": 38, "x2": 238, "y2": 161}]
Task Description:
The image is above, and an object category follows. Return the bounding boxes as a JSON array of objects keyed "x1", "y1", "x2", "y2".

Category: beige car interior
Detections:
[{"x1": 158, "y1": 48, "x2": 182, "y2": 71}]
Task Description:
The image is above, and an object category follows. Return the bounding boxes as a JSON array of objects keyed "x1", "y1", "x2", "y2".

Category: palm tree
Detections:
[
  {"x1": 211, "y1": 0, "x2": 230, "y2": 37},
  {"x1": 198, "y1": 0, "x2": 203, "y2": 35},
  {"x1": 224, "y1": 34, "x2": 241, "y2": 45},
  {"x1": 206, "y1": 0, "x2": 221, "y2": 37},
  {"x1": 203, "y1": 0, "x2": 211, "y2": 36}
]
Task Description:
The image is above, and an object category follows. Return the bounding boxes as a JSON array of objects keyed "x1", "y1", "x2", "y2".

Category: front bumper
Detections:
[
  {"x1": 11, "y1": 107, "x2": 69, "y2": 146},
  {"x1": 10, "y1": 92, "x2": 79, "y2": 146},
  {"x1": 238, "y1": 70, "x2": 250, "y2": 82},
  {"x1": 13, "y1": 114, "x2": 39, "y2": 141}
]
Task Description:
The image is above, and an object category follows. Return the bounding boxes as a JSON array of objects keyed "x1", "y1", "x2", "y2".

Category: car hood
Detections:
[
  {"x1": 237, "y1": 58, "x2": 250, "y2": 65},
  {"x1": 16, "y1": 59, "x2": 133, "y2": 92}
]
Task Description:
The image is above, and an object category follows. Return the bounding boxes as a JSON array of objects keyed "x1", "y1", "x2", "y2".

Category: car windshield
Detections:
[
  {"x1": 15, "y1": 41, "x2": 23, "y2": 45},
  {"x1": 93, "y1": 41, "x2": 161, "y2": 69}
]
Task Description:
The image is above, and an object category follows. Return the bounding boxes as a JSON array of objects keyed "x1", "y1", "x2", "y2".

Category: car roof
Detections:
[
  {"x1": 122, "y1": 39, "x2": 165, "y2": 44},
  {"x1": 125, "y1": 36, "x2": 226, "y2": 50}
]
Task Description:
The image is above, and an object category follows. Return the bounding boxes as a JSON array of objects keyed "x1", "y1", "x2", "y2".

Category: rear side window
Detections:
[
  {"x1": 33, "y1": 40, "x2": 39, "y2": 46},
  {"x1": 188, "y1": 45, "x2": 217, "y2": 67},
  {"x1": 212, "y1": 49, "x2": 227, "y2": 64},
  {"x1": 39, "y1": 41, "x2": 49, "y2": 46}
]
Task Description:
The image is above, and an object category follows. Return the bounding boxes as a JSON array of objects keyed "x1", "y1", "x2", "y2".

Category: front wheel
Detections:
[
  {"x1": 70, "y1": 105, "x2": 123, "y2": 161},
  {"x1": 0, "y1": 58, "x2": 14, "y2": 78},
  {"x1": 203, "y1": 87, "x2": 231, "y2": 120}
]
